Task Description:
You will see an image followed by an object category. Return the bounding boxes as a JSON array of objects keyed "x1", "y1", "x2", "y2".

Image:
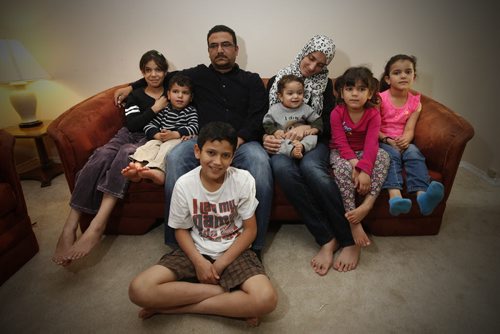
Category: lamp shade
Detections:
[
  {"x1": 0, "y1": 40, "x2": 50, "y2": 127},
  {"x1": 0, "y1": 39, "x2": 50, "y2": 84}
]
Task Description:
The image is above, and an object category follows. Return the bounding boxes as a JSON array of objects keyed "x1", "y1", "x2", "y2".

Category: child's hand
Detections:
[
  {"x1": 349, "y1": 158, "x2": 359, "y2": 181},
  {"x1": 273, "y1": 130, "x2": 285, "y2": 139},
  {"x1": 195, "y1": 258, "x2": 220, "y2": 285},
  {"x1": 152, "y1": 96, "x2": 168, "y2": 112},
  {"x1": 351, "y1": 168, "x2": 360, "y2": 185},
  {"x1": 356, "y1": 171, "x2": 371, "y2": 195},
  {"x1": 157, "y1": 130, "x2": 170, "y2": 142},
  {"x1": 212, "y1": 260, "x2": 226, "y2": 277},
  {"x1": 394, "y1": 136, "x2": 410, "y2": 150},
  {"x1": 159, "y1": 129, "x2": 180, "y2": 142},
  {"x1": 114, "y1": 86, "x2": 132, "y2": 107}
]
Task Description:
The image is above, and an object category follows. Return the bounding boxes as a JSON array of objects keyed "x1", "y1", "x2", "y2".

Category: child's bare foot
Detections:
[
  {"x1": 291, "y1": 140, "x2": 304, "y2": 159},
  {"x1": 246, "y1": 317, "x2": 261, "y2": 327},
  {"x1": 350, "y1": 223, "x2": 371, "y2": 247},
  {"x1": 345, "y1": 202, "x2": 372, "y2": 225},
  {"x1": 139, "y1": 168, "x2": 165, "y2": 185},
  {"x1": 52, "y1": 226, "x2": 77, "y2": 266},
  {"x1": 64, "y1": 228, "x2": 103, "y2": 261},
  {"x1": 310, "y1": 239, "x2": 338, "y2": 276},
  {"x1": 121, "y1": 162, "x2": 142, "y2": 182},
  {"x1": 138, "y1": 308, "x2": 158, "y2": 319},
  {"x1": 333, "y1": 245, "x2": 360, "y2": 272}
]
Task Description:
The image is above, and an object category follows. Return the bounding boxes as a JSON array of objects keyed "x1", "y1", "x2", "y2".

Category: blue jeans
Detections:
[
  {"x1": 164, "y1": 139, "x2": 273, "y2": 251},
  {"x1": 271, "y1": 142, "x2": 354, "y2": 247},
  {"x1": 380, "y1": 143, "x2": 430, "y2": 193}
]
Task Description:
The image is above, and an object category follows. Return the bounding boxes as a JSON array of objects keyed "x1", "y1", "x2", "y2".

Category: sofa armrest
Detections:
[
  {"x1": 47, "y1": 84, "x2": 127, "y2": 191},
  {"x1": 0, "y1": 130, "x2": 29, "y2": 218},
  {"x1": 414, "y1": 94, "x2": 474, "y2": 200}
]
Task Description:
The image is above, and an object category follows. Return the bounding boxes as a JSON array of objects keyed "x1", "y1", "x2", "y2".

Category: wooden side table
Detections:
[{"x1": 3, "y1": 120, "x2": 63, "y2": 187}]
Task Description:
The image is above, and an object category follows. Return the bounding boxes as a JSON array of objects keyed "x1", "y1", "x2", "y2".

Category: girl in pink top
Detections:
[
  {"x1": 330, "y1": 67, "x2": 390, "y2": 247},
  {"x1": 379, "y1": 55, "x2": 443, "y2": 216}
]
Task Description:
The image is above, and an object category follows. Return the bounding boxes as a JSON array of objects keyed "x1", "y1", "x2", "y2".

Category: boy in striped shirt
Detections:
[{"x1": 122, "y1": 74, "x2": 198, "y2": 185}]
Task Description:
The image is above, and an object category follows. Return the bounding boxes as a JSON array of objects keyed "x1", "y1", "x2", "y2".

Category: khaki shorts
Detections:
[{"x1": 158, "y1": 247, "x2": 266, "y2": 291}]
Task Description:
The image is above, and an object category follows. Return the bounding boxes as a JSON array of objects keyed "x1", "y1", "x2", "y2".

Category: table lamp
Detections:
[{"x1": 0, "y1": 39, "x2": 50, "y2": 128}]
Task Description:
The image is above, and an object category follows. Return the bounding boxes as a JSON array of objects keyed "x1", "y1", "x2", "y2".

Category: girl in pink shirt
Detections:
[
  {"x1": 379, "y1": 55, "x2": 443, "y2": 216},
  {"x1": 330, "y1": 67, "x2": 390, "y2": 247}
]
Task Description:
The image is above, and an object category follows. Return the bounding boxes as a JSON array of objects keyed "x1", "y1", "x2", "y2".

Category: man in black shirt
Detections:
[{"x1": 114, "y1": 25, "x2": 272, "y2": 258}]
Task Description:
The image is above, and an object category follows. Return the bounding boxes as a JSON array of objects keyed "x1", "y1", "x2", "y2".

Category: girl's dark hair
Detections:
[
  {"x1": 168, "y1": 74, "x2": 193, "y2": 92},
  {"x1": 334, "y1": 66, "x2": 380, "y2": 107},
  {"x1": 379, "y1": 54, "x2": 417, "y2": 92},
  {"x1": 197, "y1": 121, "x2": 238, "y2": 152},
  {"x1": 277, "y1": 74, "x2": 304, "y2": 94},
  {"x1": 139, "y1": 50, "x2": 168, "y2": 72}
]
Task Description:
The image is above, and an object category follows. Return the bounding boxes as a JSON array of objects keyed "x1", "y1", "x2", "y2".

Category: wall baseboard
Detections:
[{"x1": 460, "y1": 161, "x2": 500, "y2": 187}]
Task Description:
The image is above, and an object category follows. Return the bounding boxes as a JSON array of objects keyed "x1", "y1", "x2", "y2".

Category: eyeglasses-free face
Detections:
[
  {"x1": 142, "y1": 60, "x2": 166, "y2": 88},
  {"x1": 299, "y1": 51, "x2": 327, "y2": 78}
]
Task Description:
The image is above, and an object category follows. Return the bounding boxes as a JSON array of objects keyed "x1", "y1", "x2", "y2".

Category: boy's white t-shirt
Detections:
[{"x1": 168, "y1": 166, "x2": 258, "y2": 259}]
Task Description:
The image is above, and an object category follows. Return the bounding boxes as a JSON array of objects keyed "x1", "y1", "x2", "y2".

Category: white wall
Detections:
[{"x1": 1, "y1": 0, "x2": 498, "y2": 177}]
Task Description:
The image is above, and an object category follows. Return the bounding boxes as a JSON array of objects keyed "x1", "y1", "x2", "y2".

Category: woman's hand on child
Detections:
[{"x1": 284, "y1": 125, "x2": 310, "y2": 141}]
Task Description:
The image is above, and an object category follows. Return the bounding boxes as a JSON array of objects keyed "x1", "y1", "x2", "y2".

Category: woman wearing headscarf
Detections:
[{"x1": 263, "y1": 35, "x2": 360, "y2": 275}]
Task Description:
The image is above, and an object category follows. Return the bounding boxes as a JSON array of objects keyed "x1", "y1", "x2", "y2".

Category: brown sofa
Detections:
[
  {"x1": 0, "y1": 130, "x2": 39, "y2": 285},
  {"x1": 47, "y1": 79, "x2": 474, "y2": 238}
]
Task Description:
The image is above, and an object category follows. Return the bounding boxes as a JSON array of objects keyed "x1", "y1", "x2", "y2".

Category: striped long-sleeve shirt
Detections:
[{"x1": 143, "y1": 104, "x2": 199, "y2": 140}]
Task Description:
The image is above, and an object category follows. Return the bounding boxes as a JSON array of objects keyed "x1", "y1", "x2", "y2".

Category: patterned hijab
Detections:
[{"x1": 269, "y1": 35, "x2": 335, "y2": 115}]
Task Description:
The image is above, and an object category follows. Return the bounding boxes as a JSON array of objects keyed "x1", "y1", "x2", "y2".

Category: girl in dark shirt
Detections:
[{"x1": 52, "y1": 50, "x2": 169, "y2": 266}]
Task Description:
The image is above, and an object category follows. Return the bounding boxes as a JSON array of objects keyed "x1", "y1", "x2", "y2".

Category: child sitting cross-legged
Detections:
[{"x1": 128, "y1": 121, "x2": 277, "y2": 326}]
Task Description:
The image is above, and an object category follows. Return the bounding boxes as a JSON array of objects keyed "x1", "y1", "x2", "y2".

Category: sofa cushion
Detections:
[{"x1": 0, "y1": 183, "x2": 16, "y2": 217}]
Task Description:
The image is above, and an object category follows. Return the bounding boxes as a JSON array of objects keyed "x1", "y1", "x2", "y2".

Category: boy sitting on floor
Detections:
[{"x1": 128, "y1": 121, "x2": 277, "y2": 326}]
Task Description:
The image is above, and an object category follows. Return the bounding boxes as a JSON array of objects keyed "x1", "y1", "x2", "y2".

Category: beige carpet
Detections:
[{"x1": 1, "y1": 167, "x2": 499, "y2": 333}]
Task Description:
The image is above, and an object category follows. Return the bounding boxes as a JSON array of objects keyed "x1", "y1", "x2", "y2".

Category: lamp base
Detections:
[{"x1": 19, "y1": 120, "x2": 43, "y2": 128}]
